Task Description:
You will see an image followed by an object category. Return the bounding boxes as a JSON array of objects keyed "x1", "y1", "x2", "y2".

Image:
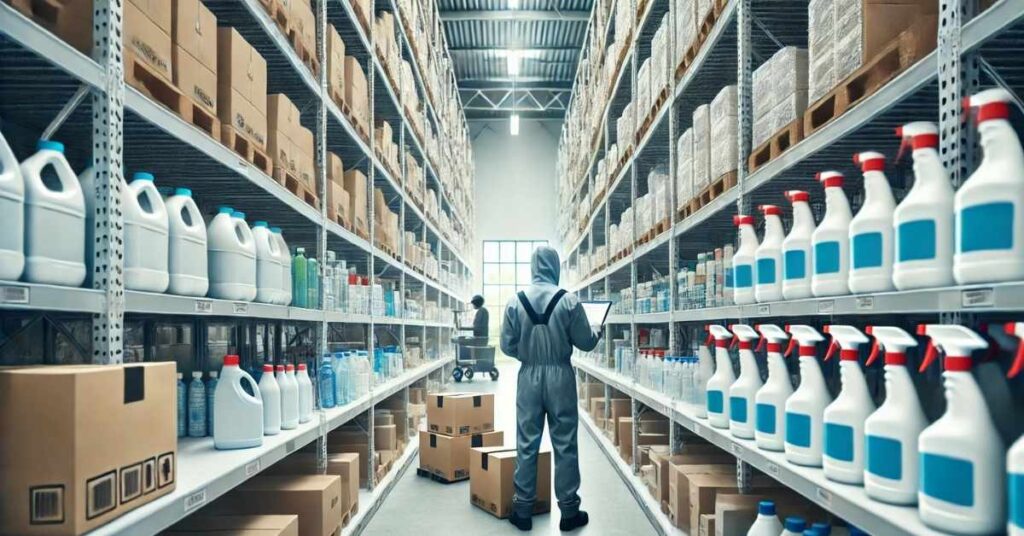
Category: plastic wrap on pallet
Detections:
[
  {"x1": 637, "y1": 59, "x2": 652, "y2": 121},
  {"x1": 808, "y1": 0, "x2": 835, "y2": 103},
  {"x1": 710, "y1": 85, "x2": 738, "y2": 180},
  {"x1": 834, "y1": 0, "x2": 864, "y2": 83},
  {"x1": 773, "y1": 47, "x2": 809, "y2": 103},
  {"x1": 696, "y1": 0, "x2": 713, "y2": 23},
  {"x1": 676, "y1": 128, "x2": 694, "y2": 209},
  {"x1": 771, "y1": 90, "x2": 808, "y2": 131},
  {"x1": 753, "y1": 56, "x2": 775, "y2": 121},
  {"x1": 753, "y1": 114, "x2": 772, "y2": 150},
  {"x1": 674, "y1": 0, "x2": 697, "y2": 65},
  {"x1": 652, "y1": 14, "x2": 670, "y2": 95},
  {"x1": 692, "y1": 103, "x2": 711, "y2": 192},
  {"x1": 649, "y1": 163, "x2": 670, "y2": 225}
]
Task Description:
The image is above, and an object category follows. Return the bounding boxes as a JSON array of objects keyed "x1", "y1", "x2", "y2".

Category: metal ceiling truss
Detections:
[
  {"x1": 440, "y1": 9, "x2": 589, "y2": 22},
  {"x1": 460, "y1": 87, "x2": 570, "y2": 114}
]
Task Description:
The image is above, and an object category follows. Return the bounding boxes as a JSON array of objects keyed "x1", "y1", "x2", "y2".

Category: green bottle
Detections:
[
  {"x1": 293, "y1": 247, "x2": 307, "y2": 308},
  {"x1": 307, "y1": 256, "x2": 319, "y2": 309}
]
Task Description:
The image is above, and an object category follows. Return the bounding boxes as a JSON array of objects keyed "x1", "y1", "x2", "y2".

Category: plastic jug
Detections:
[
  {"x1": 252, "y1": 221, "x2": 283, "y2": 304},
  {"x1": 278, "y1": 364, "x2": 299, "y2": 430},
  {"x1": 746, "y1": 501, "x2": 782, "y2": 536},
  {"x1": 917, "y1": 324, "x2": 1005, "y2": 533},
  {"x1": 728, "y1": 324, "x2": 761, "y2": 440},
  {"x1": 0, "y1": 132, "x2": 24, "y2": 280},
  {"x1": 270, "y1": 227, "x2": 292, "y2": 305},
  {"x1": 165, "y1": 188, "x2": 208, "y2": 296},
  {"x1": 292, "y1": 247, "x2": 308, "y2": 308},
  {"x1": 307, "y1": 255, "x2": 320, "y2": 309},
  {"x1": 208, "y1": 208, "x2": 257, "y2": 301},
  {"x1": 1004, "y1": 323, "x2": 1024, "y2": 535},
  {"x1": 821, "y1": 325, "x2": 874, "y2": 484},
  {"x1": 893, "y1": 122, "x2": 954, "y2": 290},
  {"x1": 862, "y1": 326, "x2": 927, "y2": 505},
  {"x1": 705, "y1": 325, "x2": 735, "y2": 429},
  {"x1": 754, "y1": 324, "x2": 793, "y2": 452},
  {"x1": 811, "y1": 171, "x2": 851, "y2": 297},
  {"x1": 956, "y1": 88, "x2": 1024, "y2": 284},
  {"x1": 320, "y1": 355, "x2": 336, "y2": 409},
  {"x1": 781, "y1": 516, "x2": 806, "y2": 536},
  {"x1": 848, "y1": 153, "x2": 896, "y2": 294},
  {"x1": 214, "y1": 355, "x2": 263, "y2": 450},
  {"x1": 122, "y1": 172, "x2": 170, "y2": 292},
  {"x1": 187, "y1": 371, "x2": 207, "y2": 437},
  {"x1": 731, "y1": 215, "x2": 758, "y2": 305},
  {"x1": 21, "y1": 140, "x2": 86, "y2": 286},
  {"x1": 258, "y1": 364, "x2": 281, "y2": 435},
  {"x1": 296, "y1": 363, "x2": 313, "y2": 423},
  {"x1": 782, "y1": 190, "x2": 814, "y2": 300},
  {"x1": 784, "y1": 325, "x2": 831, "y2": 467},
  {"x1": 754, "y1": 205, "x2": 783, "y2": 303}
]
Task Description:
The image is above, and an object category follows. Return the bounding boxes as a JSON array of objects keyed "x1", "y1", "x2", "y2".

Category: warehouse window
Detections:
[{"x1": 482, "y1": 240, "x2": 548, "y2": 334}]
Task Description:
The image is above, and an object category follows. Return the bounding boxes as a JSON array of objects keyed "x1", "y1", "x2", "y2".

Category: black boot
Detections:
[
  {"x1": 508, "y1": 512, "x2": 533, "y2": 531},
  {"x1": 560, "y1": 510, "x2": 589, "y2": 531}
]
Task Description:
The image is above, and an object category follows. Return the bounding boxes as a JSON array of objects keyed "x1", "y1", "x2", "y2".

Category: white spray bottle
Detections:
[
  {"x1": 784, "y1": 324, "x2": 831, "y2": 467},
  {"x1": 1002, "y1": 322, "x2": 1024, "y2": 536},
  {"x1": 893, "y1": 122, "x2": 955, "y2": 290},
  {"x1": 727, "y1": 324, "x2": 761, "y2": 439},
  {"x1": 821, "y1": 325, "x2": 875, "y2": 484},
  {"x1": 848, "y1": 152, "x2": 896, "y2": 294},
  {"x1": 782, "y1": 190, "x2": 814, "y2": 300},
  {"x1": 862, "y1": 326, "x2": 927, "y2": 505},
  {"x1": 694, "y1": 331, "x2": 716, "y2": 419},
  {"x1": 811, "y1": 171, "x2": 852, "y2": 297},
  {"x1": 732, "y1": 215, "x2": 758, "y2": 305},
  {"x1": 705, "y1": 324, "x2": 735, "y2": 429},
  {"x1": 754, "y1": 324, "x2": 793, "y2": 452},
  {"x1": 754, "y1": 205, "x2": 784, "y2": 303},
  {"x1": 917, "y1": 324, "x2": 1005, "y2": 534},
  {"x1": 955, "y1": 88, "x2": 1024, "y2": 284}
]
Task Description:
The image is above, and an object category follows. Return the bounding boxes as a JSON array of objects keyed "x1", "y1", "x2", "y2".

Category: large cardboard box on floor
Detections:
[
  {"x1": 470, "y1": 447, "x2": 551, "y2": 518},
  {"x1": 343, "y1": 169, "x2": 369, "y2": 236},
  {"x1": 651, "y1": 448, "x2": 735, "y2": 509},
  {"x1": 171, "y1": 0, "x2": 217, "y2": 115},
  {"x1": 211, "y1": 475, "x2": 343, "y2": 536},
  {"x1": 262, "y1": 452, "x2": 360, "y2": 516},
  {"x1": 0, "y1": 363, "x2": 177, "y2": 535},
  {"x1": 426, "y1": 392, "x2": 495, "y2": 437},
  {"x1": 218, "y1": 27, "x2": 268, "y2": 149},
  {"x1": 165, "y1": 515, "x2": 299, "y2": 536},
  {"x1": 419, "y1": 431, "x2": 504, "y2": 482},
  {"x1": 124, "y1": 0, "x2": 173, "y2": 83}
]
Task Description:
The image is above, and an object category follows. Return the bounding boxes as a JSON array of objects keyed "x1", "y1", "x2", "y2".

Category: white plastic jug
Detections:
[
  {"x1": 166, "y1": 188, "x2": 209, "y2": 296},
  {"x1": 252, "y1": 221, "x2": 283, "y2": 304},
  {"x1": 272, "y1": 227, "x2": 292, "y2": 305},
  {"x1": 208, "y1": 207, "x2": 257, "y2": 301},
  {"x1": 0, "y1": 132, "x2": 24, "y2": 281},
  {"x1": 214, "y1": 355, "x2": 263, "y2": 450},
  {"x1": 21, "y1": 140, "x2": 86, "y2": 286},
  {"x1": 123, "y1": 172, "x2": 170, "y2": 292},
  {"x1": 811, "y1": 171, "x2": 852, "y2": 297},
  {"x1": 705, "y1": 325, "x2": 735, "y2": 429},
  {"x1": 848, "y1": 152, "x2": 896, "y2": 294}
]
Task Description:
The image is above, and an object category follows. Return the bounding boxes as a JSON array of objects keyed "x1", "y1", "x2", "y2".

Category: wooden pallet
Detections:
[
  {"x1": 125, "y1": 52, "x2": 221, "y2": 140},
  {"x1": 747, "y1": 119, "x2": 803, "y2": 173},
  {"x1": 416, "y1": 468, "x2": 466, "y2": 484},
  {"x1": 287, "y1": 29, "x2": 320, "y2": 78},
  {"x1": 676, "y1": 0, "x2": 728, "y2": 81},
  {"x1": 273, "y1": 166, "x2": 319, "y2": 208},
  {"x1": 222, "y1": 124, "x2": 272, "y2": 175},
  {"x1": 635, "y1": 89, "x2": 670, "y2": 144},
  {"x1": 681, "y1": 170, "x2": 738, "y2": 218},
  {"x1": 654, "y1": 217, "x2": 669, "y2": 236},
  {"x1": 258, "y1": 0, "x2": 289, "y2": 34},
  {"x1": 327, "y1": 207, "x2": 352, "y2": 231},
  {"x1": 338, "y1": 100, "x2": 370, "y2": 143}
]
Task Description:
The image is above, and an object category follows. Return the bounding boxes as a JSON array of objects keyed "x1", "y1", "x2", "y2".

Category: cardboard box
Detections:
[
  {"x1": 374, "y1": 424, "x2": 397, "y2": 452},
  {"x1": 373, "y1": 188, "x2": 388, "y2": 224},
  {"x1": 419, "y1": 431, "x2": 504, "y2": 482},
  {"x1": 321, "y1": 429, "x2": 370, "y2": 486},
  {"x1": 0, "y1": 363, "x2": 177, "y2": 535},
  {"x1": 426, "y1": 393, "x2": 495, "y2": 437},
  {"x1": 171, "y1": 0, "x2": 217, "y2": 115},
  {"x1": 578, "y1": 382, "x2": 604, "y2": 406},
  {"x1": 166, "y1": 515, "x2": 299, "y2": 536},
  {"x1": 212, "y1": 475, "x2": 343, "y2": 536},
  {"x1": 343, "y1": 56, "x2": 370, "y2": 128},
  {"x1": 609, "y1": 399, "x2": 631, "y2": 445},
  {"x1": 688, "y1": 473, "x2": 777, "y2": 533},
  {"x1": 714, "y1": 493, "x2": 824, "y2": 536},
  {"x1": 328, "y1": 152, "x2": 344, "y2": 184},
  {"x1": 268, "y1": 94, "x2": 300, "y2": 172},
  {"x1": 343, "y1": 169, "x2": 369, "y2": 234},
  {"x1": 653, "y1": 452, "x2": 735, "y2": 511},
  {"x1": 289, "y1": 0, "x2": 315, "y2": 55},
  {"x1": 327, "y1": 24, "x2": 346, "y2": 102},
  {"x1": 469, "y1": 447, "x2": 551, "y2": 518},
  {"x1": 294, "y1": 126, "x2": 315, "y2": 191},
  {"x1": 218, "y1": 27, "x2": 268, "y2": 147},
  {"x1": 264, "y1": 453, "x2": 360, "y2": 515},
  {"x1": 618, "y1": 417, "x2": 633, "y2": 463},
  {"x1": 125, "y1": 0, "x2": 173, "y2": 82},
  {"x1": 700, "y1": 513, "x2": 716, "y2": 536},
  {"x1": 328, "y1": 181, "x2": 351, "y2": 225},
  {"x1": 410, "y1": 387, "x2": 426, "y2": 405},
  {"x1": 590, "y1": 398, "x2": 606, "y2": 419},
  {"x1": 667, "y1": 464, "x2": 734, "y2": 528},
  {"x1": 13, "y1": 0, "x2": 93, "y2": 54},
  {"x1": 129, "y1": 0, "x2": 171, "y2": 32}
]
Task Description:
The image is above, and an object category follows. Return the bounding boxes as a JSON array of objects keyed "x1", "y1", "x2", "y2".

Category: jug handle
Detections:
[
  {"x1": 268, "y1": 232, "x2": 280, "y2": 256},
  {"x1": 234, "y1": 219, "x2": 252, "y2": 245},
  {"x1": 238, "y1": 372, "x2": 263, "y2": 404},
  {"x1": 137, "y1": 183, "x2": 158, "y2": 214},
  {"x1": 185, "y1": 201, "x2": 204, "y2": 230}
]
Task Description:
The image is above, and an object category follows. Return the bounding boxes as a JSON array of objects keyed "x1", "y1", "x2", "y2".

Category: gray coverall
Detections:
[{"x1": 500, "y1": 246, "x2": 600, "y2": 518}]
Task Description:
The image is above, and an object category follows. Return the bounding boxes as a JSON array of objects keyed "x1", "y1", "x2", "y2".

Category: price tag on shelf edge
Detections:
[
  {"x1": 962, "y1": 288, "x2": 995, "y2": 308},
  {"x1": 756, "y1": 304, "x2": 770, "y2": 315},
  {"x1": 856, "y1": 296, "x2": 874, "y2": 310},
  {"x1": 245, "y1": 460, "x2": 260, "y2": 476},
  {"x1": 233, "y1": 302, "x2": 249, "y2": 314},
  {"x1": 0, "y1": 285, "x2": 29, "y2": 304},
  {"x1": 815, "y1": 487, "x2": 833, "y2": 507},
  {"x1": 730, "y1": 442, "x2": 743, "y2": 456},
  {"x1": 817, "y1": 300, "x2": 835, "y2": 314},
  {"x1": 184, "y1": 488, "x2": 207, "y2": 512},
  {"x1": 194, "y1": 299, "x2": 213, "y2": 314},
  {"x1": 765, "y1": 462, "x2": 780, "y2": 477}
]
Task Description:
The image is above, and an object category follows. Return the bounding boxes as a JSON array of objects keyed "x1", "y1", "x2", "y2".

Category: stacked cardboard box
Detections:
[
  {"x1": 375, "y1": 11, "x2": 401, "y2": 84},
  {"x1": 344, "y1": 57, "x2": 371, "y2": 135},
  {"x1": 709, "y1": 85, "x2": 737, "y2": 181},
  {"x1": 209, "y1": 475, "x2": 343, "y2": 536},
  {"x1": 372, "y1": 188, "x2": 400, "y2": 253},
  {"x1": 172, "y1": 0, "x2": 217, "y2": 117},
  {"x1": 262, "y1": 452, "x2": 360, "y2": 526},
  {"x1": 167, "y1": 515, "x2": 299, "y2": 536},
  {"x1": 375, "y1": 121, "x2": 400, "y2": 176},
  {"x1": 343, "y1": 169, "x2": 369, "y2": 237},
  {"x1": 753, "y1": 47, "x2": 809, "y2": 148},
  {"x1": 327, "y1": 153, "x2": 351, "y2": 227},
  {"x1": 289, "y1": 0, "x2": 316, "y2": 66},
  {"x1": 327, "y1": 24, "x2": 346, "y2": 106},
  {"x1": 469, "y1": 447, "x2": 551, "y2": 518},
  {"x1": 218, "y1": 28, "x2": 268, "y2": 149},
  {"x1": 419, "y1": 392, "x2": 500, "y2": 482},
  {"x1": 125, "y1": 0, "x2": 173, "y2": 84},
  {"x1": 268, "y1": 94, "x2": 301, "y2": 178}
]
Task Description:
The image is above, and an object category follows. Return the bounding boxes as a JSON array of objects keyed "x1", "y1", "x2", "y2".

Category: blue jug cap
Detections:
[
  {"x1": 232, "y1": 211, "x2": 246, "y2": 220},
  {"x1": 785, "y1": 517, "x2": 806, "y2": 532},
  {"x1": 254, "y1": 221, "x2": 268, "y2": 228},
  {"x1": 174, "y1": 187, "x2": 192, "y2": 197},
  {"x1": 803, "y1": 531, "x2": 821, "y2": 536},
  {"x1": 132, "y1": 171, "x2": 155, "y2": 182},
  {"x1": 847, "y1": 527, "x2": 868, "y2": 536},
  {"x1": 811, "y1": 524, "x2": 831, "y2": 536},
  {"x1": 37, "y1": 140, "x2": 64, "y2": 153},
  {"x1": 757, "y1": 500, "x2": 775, "y2": 516},
  {"x1": 218, "y1": 206, "x2": 234, "y2": 214},
  {"x1": 270, "y1": 226, "x2": 282, "y2": 233}
]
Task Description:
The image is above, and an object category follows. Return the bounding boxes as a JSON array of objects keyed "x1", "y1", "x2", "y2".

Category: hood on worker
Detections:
[{"x1": 531, "y1": 246, "x2": 560, "y2": 285}]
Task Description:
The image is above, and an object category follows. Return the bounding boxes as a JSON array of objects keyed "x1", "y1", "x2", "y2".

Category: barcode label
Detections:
[
  {"x1": 194, "y1": 299, "x2": 213, "y2": 313},
  {"x1": 815, "y1": 487, "x2": 833, "y2": 507},
  {"x1": 817, "y1": 300, "x2": 835, "y2": 314},
  {"x1": 962, "y1": 288, "x2": 995, "y2": 308},
  {"x1": 756, "y1": 304, "x2": 770, "y2": 315},
  {"x1": 233, "y1": 302, "x2": 248, "y2": 314},
  {"x1": 856, "y1": 296, "x2": 874, "y2": 310},
  {"x1": 245, "y1": 460, "x2": 261, "y2": 476},
  {"x1": 0, "y1": 285, "x2": 29, "y2": 303},
  {"x1": 184, "y1": 489, "x2": 207, "y2": 512},
  {"x1": 730, "y1": 442, "x2": 743, "y2": 455},
  {"x1": 86, "y1": 472, "x2": 116, "y2": 519},
  {"x1": 286, "y1": 440, "x2": 297, "y2": 453},
  {"x1": 766, "y1": 462, "x2": 780, "y2": 477},
  {"x1": 120, "y1": 464, "x2": 142, "y2": 504},
  {"x1": 30, "y1": 486, "x2": 64, "y2": 524}
]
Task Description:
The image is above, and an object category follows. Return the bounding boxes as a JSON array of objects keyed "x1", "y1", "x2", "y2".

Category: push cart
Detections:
[{"x1": 451, "y1": 335, "x2": 498, "y2": 382}]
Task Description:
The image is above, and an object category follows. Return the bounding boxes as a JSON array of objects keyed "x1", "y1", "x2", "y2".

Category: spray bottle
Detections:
[
  {"x1": 754, "y1": 324, "x2": 793, "y2": 452},
  {"x1": 861, "y1": 326, "x2": 926, "y2": 505},
  {"x1": 811, "y1": 172, "x2": 852, "y2": 297},
  {"x1": 782, "y1": 190, "x2": 815, "y2": 300},
  {"x1": 916, "y1": 324, "x2": 1005, "y2": 533},
  {"x1": 732, "y1": 215, "x2": 758, "y2": 305},
  {"x1": 784, "y1": 325, "x2": 831, "y2": 467},
  {"x1": 705, "y1": 324, "x2": 735, "y2": 429},
  {"x1": 956, "y1": 88, "x2": 1024, "y2": 284},
  {"x1": 755, "y1": 205, "x2": 784, "y2": 303},
  {"x1": 893, "y1": 122, "x2": 954, "y2": 290},
  {"x1": 1002, "y1": 322, "x2": 1024, "y2": 535},
  {"x1": 848, "y1": 152, "x2": 896, "y2": 294},
  {"x1": 727, "y1": 324, "x2": 761, "y2": 439},
  {"x1": 694, "y1": 332, "x2": 716, "y2": 419},
  {"x1": 821, "y1": 325, "x2": 874, "y2": 484}
]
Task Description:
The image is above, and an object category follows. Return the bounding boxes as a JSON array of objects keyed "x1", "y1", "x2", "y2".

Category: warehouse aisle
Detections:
[{"x1": 363, "y1": 359, "x2": 654, "y2": 535}]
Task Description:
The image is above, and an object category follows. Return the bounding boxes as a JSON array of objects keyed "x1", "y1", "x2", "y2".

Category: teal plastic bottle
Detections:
[
  {"x1": 292, "y1": 247, "x2": 307, "y2": 308},
  {"x1": 307, "y1": 256, "x2": 319, "y2": 309}
]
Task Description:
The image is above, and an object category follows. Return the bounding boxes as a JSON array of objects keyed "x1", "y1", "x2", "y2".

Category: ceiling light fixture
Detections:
[
  {"x1": 510, "y1": 113, "x2": 520, "y2": 136},
  {"x1": 506, "y1": 50, "x2": 520, "y2": 76},
  {"x1": 509, "y1": 0, "x2": 519, "y2": 9}
]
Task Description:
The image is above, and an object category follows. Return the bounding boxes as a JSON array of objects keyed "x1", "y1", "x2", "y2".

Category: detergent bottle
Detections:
[
  {"x1": 214, "y1": 355, "x2": 263, "y2": 449},
  {"x1": 694, "y1": 336, "x2": 715, "y2": 419},
  {"x1": 252, "y1": 221, "x2": 283, "y2": 304},
  {"x1": 746, "y1": 501, "x2": 783, "y2": 536},
  {"x1": 811, "y1": 171, "x2": 852, "y2": 297},
  {"x1": 917, "y1": 324, "x2": 1005, "y2": 533},
  {"x1": 280, "y1": 364, "x2": 299, "y2": 430},
  {"x1": 21, "y1": 140, "x2": 86, "y2": 286},
  {"x1": 782, "y1": 190, "x2": 815, "y2": 300},
  {"x1": 755, "y1": 205, "x2": 784, "y2": 303},
  {"x1": 728, "y1": 324, "x2": 762, "y2": 440},
  {"x1": 296, "y1": 363, "x2": 313, "y2": 423},
  {"x1": 258, "y1": 364, "x2": 281, "y2": 435},
  {"x1": 732, "y1": 215, "x2": 758, "y2": 305},
  {"x1": 754, "y1": 324, "x2": 793, "y2": 452},
  {"x1": 0, "y1": 132, "x2": 24, "y2": 280},
  {"x1": 848, "y1": 152, "x2": 896, "y2": 294},
  {"x1": 893, "y1": 122, "x2": 954, "y2": 290},
  {"x1": 271, "y1": 227, "x2": 292, "y2": 305},
  {"x1": 781, "y1": 517, "x2": 806, "y2": 536},
  {"x1": 862, "y1": 325, "x2": 927, "y2": 505},
  {"x1": 821, "y1": 325, "x2": 874, "y2": 484},
  {"x1": 956, "y1": 88, "x2": 1024, "y2": 284},
  {"x1": 705, "y1": 324, "x2": 735, "y2": 429},
  {"x1": 208, "y1": 207, "x2": 257, "y2": 301},
  {"x1": 1002, "y1": 322, "x2": 1024, "y2": 535},
  {"x1": 784, "y1": 325, "x2": 831, "y2": 467},
  {"x1": 122, "y1": 172, "x2": 170, "y2": 292},
  {"x1": 165, "y1": 188, "x2": 208, "y2": 296}
]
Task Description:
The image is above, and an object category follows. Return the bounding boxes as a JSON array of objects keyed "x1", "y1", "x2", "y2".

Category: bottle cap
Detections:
[
  {"x1": 815, "y1": 171, "x2": 844, "y2": 188},
  {"x1": 37, "y1": 139, "x2": 65, "y2": 153},
  {"x1": 192, "y1": 371, "x2": 202, "y2": 379},
  {"x1": 895, "y1": 121, "x2": 939, "y2": 159},
  {"x1": 811, "y1": 523, "x2": 831, "y2": 535},
  {"x1": 254, "y1": 220, "x2": 268, "y2": 228},
  {"x1": 271, "y1": 226, "x2": 282, "y2": 233},
  {"x1": 263, "y1": 364, "x2": 274, "y2": 372},
  {"x1": 174, "y1": 187, "x2": 192, "y2": 197},
  {"x1": 758, "y1": 500, "x2": 775, "y2": 516},
  {"x1": 286, "y1": 364, "x2": 295, "y2": 372},
  {"x1": 733, "y1": 214, "x2": 754, "y2": 226},
  {"x1": 784, "y1": 190, "x2": 810, "y2": 203},
  {"x1": 916, "y1": 324, "x2": 987, "y2": 372},
  {"x1": 758, "y1": 204, "x2": 781, "y2": 216},
  {"x1": 132, "y1": 171, "x2": 155, "y2": 182},
  {"x1": 276, "y1": 365, "x2": 285, "y2": 372},
  {"x1": 218, "y1": 206, "x2": 234, "y2": 214},
  {"x1": 298, "y1": 363, "x2": 307, "y2": 371},
  {"x1": 223, "y1": 355, "x2": 240, "y2": 366},
  {"x1": 964, "y1": 88, "x2": 1013, "y2": 123},
  {"x1": 785, "y1": 516, "x2": 806, "y2": 532},
  {"x1": 232, "y1": 211, "x2": 246, "y2": 220},
  {"x1": 852, "y1": 151, "x2": 885, "y2": 172}
]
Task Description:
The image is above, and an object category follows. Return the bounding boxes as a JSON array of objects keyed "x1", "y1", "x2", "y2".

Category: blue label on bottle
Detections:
[
  {"x1": 756, "y1": 403, "x2": 776, "y2": 434},
  {"x1": 734, "y1": 264, "x2": 753, "y2": 288},
  {"x1": 724, "y1": 267, "x2": 734, "y2": 288},
  {"x1": 960, "y1": 201, "x2": 1014, "y2": 253},
  {"x1": 898, "y1": 219, "x2": 937, "y2": 262},
  {"x1": 729, "y1": 396, "x2": 747, "y2": 423},
  {"x1": 707, "y1": 390, "x2": 724, "y2": 414},
  {"x1": 852, "y1": 232, "x2": 883, "y2": 269},
  {"x1": 824, "y1": 422, "x2": 854, "y2": 462},
  {"x1": 1011, "y1": 472, "x2": 1024, "y2": 529},
  {"x1": 814, "y1": 241, "x2": 841, "y2": 274},
  {"x1": 784, "y1": 249, "x2": 806, "y2": 280},
  {"x1": 866, "y1": 435, "x2": 903, "y2": 480},
  {"x1": 920, "y1": 452, "x2": 974, "y2": 507},
  {"x1": 756, "y1": 258, "x2": 776, "y2": 285},
  {"x1": 785, "y1": 412, "x2": 812, "y2": 448}
]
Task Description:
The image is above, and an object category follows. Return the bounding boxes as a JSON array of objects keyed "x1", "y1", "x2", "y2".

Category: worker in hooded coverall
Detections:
[{"x1": 500, "y1": 246, "x2": 601, "y2": 532}]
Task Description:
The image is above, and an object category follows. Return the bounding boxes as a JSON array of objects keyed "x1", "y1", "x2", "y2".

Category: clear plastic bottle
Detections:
[
  {"x1": 206, "y1": 371, "x2": 218, "y2": 437},
  {"x1": 292, "y1": 248, "x2": 308, "y2": 308},
  {"x1": 307, "y1": 256, "x2": 319, "y2": 309},
  {"x1": 320, "y1": 355, "x2": 336, "y2": 409},
  {"x1": 323, "y1": 251, "x2": 335, "y2": 311},
  {"x1": 187, "y1": 371, "x2": 207, "y2": 437},
  {"x1": 176, "y1": 372, "x2": 186, "y2": 438}
]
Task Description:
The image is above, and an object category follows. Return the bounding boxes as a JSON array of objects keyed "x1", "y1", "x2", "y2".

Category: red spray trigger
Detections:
[
  {"x1": 785, "y1": 337, "x2": 797, "y2": 357},
  {"x1": 918, "y1": 341, "x2": 939, "y2": 373},
  {"x1": 866, "y1": 339, "x2": 881, "y2": 366},
  {"x1": 825, "y1": 339, "x2": 839, "y2": 361},
  {"x1": 895, "y1": 127, "x2": 911, "y2": 164},
  {"x1": 1005, "y1": 322, "x2": 1024, "y2": 379},
  {"x1": 705, "y1": 333, "x2": 713, "y2": 348},
  {"x1": 755, "y1": 337, "x2": 766, "y2": 352}
]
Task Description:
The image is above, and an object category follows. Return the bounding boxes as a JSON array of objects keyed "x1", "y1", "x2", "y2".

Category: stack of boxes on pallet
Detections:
[
  {"x1": 268, "y1": 93, "x2": 317, "y2": 205},
  {"x1": 418, "y1": 392, "x2": 501, "y2": 483},
  {"x1": 372, "y1": 188, "x2": 401, "y2": 257},
  {"x1": 749, "y1": 47, "x2": 809, "y2": 170}
]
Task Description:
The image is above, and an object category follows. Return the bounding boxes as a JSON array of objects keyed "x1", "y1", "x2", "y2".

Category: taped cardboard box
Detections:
[
  {"x1": 165, "y1": 515, "x2": 299, "y2": 536},
  {"x1": 217, "y1": 28, "x2": 268, "y2": 148},
  {"x1": 289, "y1": 0, "x2": 316, "y2": 57},
  {"x1": 419, "y1": 431, "x2": 504, "y2": 482},
  {"x1": 171, "y1": 0, "x2": 217, "y2": 115},
  {"x1": 268, "y1": 94, "x2": 300, "y2": 173},
  {"x1": 11, "y1": 0, "x2": 93, "y2": 54},
  {"x1": 590, "y1": 398, "x2": 606, "y2": 419},
  {"x1": 652, "y1": 449, "x2": 736, "y2": 508},
  {"x1": 374, "y1": 424, "x2": 397, "y2": 452},
  {"x1": 343, "y1": 169, "x2": 369, "y2": 235},
  {"x1": 328, "y1": 152, "x2": 344, "y2": 185},
  {"x1": 667, "y1": 464, "x2": 734, "y2": 528},
  {"x1": 125, "y1": 0, "x2": 173, "y2": 83},
  {"x1": 263, "y1": 452, "x2": 360, "y2": 516},
  {"x1": 688, "y1": 473, "x2": 778, "y2": 534},
  {"x1": 294, "y1": 126, "x2": 315, "y2": 192},
  {"x1": 618, "y1": 417, "x2": 633, "y2": 463},
  {"x1": 327, "y1": 24, "x2": 346, "y2": 103},
  {"x1": 211, "y1": 475, "x2": 343, "y2": 536},
  {"x1": 470, "y1": 447, "x2": 551, "y2": 519},
  {"x1": 426, "y1": 392, "x2": 495, "y2": 437},
  {"x1": 344, "y1": 56, "x2": 370, "y2": 130}
]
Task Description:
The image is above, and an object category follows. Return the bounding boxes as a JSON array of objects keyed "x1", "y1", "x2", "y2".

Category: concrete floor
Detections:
[{"x1": 362, "y1": 359, "x2": 655, "y2": 536}]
